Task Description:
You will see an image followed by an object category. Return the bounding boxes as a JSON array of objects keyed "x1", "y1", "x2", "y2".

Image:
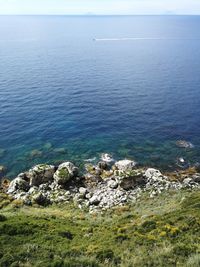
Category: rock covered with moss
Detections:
[
  {"x1": 54, "y1": 162, "x2": 78, "y2": 186},
  {"x1": 6, "y1": 162, "x2": 79, "y2": 205}
]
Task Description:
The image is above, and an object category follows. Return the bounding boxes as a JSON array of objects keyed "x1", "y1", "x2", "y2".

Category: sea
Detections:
[{"x1": 0, "y1": 15, "x2": 200, "y2": 178}]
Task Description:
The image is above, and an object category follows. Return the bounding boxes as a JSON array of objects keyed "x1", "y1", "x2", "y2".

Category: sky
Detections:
[{"x1": 0, "y1": 0, "x2": 200, "y2": 15}]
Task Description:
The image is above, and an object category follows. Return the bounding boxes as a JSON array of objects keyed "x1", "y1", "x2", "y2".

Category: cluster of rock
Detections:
[{"x1": 5, "y1": 158, "x2": 200, "y2": 212}]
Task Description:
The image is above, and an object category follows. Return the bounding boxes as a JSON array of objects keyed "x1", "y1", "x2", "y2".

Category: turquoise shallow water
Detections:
[{"x1": 0, "y1": 15, "x2": 200, "y2": 178}]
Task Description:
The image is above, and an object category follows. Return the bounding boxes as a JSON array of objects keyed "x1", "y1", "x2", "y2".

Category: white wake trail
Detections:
[
  {"x1": 93, "y1": 37, "x2": 200, "y2": 41},
  {"x1": 94, "y1": 37, "x2": 168, "y2": 41}
]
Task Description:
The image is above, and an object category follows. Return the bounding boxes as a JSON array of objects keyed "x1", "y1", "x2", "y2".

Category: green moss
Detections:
[{"x1": 58, "y1": 168, "x2": 70, "y2": 178}]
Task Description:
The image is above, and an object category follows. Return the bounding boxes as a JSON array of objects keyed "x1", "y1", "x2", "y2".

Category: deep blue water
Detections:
[{"x1": 0, "y1": 15, "x2": 200, "y2": 178}]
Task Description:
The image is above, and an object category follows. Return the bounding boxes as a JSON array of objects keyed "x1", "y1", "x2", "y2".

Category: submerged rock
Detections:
[
  {"x1": 53, "y1": 148, "x2": 67, "y2": 154},
  {"x1": 29, "y1": 149, "x2": 43, "y2": 158},
  {"x1": 176, "y1": 140, "x2": 194, "y2": 149},
  {"x1": 54, "y1": 162, "x2": 78, "y2": 186},
  {"x1": 43, "y1": 142, "x2": 52, "y2": 150}
]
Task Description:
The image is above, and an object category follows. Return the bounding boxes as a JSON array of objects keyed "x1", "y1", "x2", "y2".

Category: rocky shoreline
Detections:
[{"x1": 1, "y1": 157, "x2": 200, "y2": 213}]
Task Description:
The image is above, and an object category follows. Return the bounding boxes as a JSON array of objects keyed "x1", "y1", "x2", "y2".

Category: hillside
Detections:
[{"x1": 0, "y1": 189, "x2": 200, "y2": 267}]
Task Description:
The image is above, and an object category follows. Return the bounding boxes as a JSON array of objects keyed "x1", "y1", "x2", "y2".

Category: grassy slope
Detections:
[{"x1": 0, "y1": 189, "x2": 200, "y2": 267}]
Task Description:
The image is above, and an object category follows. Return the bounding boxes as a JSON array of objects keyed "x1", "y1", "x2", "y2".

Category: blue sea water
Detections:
[{"x1": 0, "y1": 15, "x2": 200, "y2": 178}]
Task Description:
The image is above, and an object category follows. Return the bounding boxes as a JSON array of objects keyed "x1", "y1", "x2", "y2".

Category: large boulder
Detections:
[
  {"x1": 144, "y1": 168, "x2": 164, "y2": 182},
  {"x1": 54, "y1": 162, "x2": 78, "y2": 185},
  {"x1": 27, "y1": 164, "x2": 55, "y2": 187},
  {"x1": 7, "y1": 175, "x2": 29, "y2": 194},
  {"x1": 115, "y1": 159, "x2": 136, "y2": 172}
]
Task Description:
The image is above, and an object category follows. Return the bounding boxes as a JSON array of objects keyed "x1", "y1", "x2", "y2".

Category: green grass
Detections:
[{"x1": 0, "y1": 189, "x2": 200, "y2": 267}]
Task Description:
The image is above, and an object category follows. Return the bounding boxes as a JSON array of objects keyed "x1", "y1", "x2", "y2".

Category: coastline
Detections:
[
  {"x1": 0, "y1": 162, "x2": 200, "y2": 266},
  {"x1": 1, "y1": 156, "x2": 200, "y2": 212}
]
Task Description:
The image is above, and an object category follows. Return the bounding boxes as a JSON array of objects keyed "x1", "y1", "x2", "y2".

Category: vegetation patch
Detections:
[{"x1": 0, "y1": 189, "x2": 200, "y2": 266}]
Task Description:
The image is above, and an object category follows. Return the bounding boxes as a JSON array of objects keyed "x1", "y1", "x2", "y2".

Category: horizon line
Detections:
[{"x1": 0, "y1": 14, "x2": 200, "y2": 16}]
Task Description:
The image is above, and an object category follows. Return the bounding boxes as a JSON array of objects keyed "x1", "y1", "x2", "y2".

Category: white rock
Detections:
[
  {"x1": 79, "y1": 187, "x2": 87, "y2": 195},
  {"x1": 183, "y1": 178, "x2": 193, "y2": 184},
  {"x1": 7, "y1": 177, "x2": 29, "y2": 194},
  {"x1": 115, "y1": 159, "x2": 136, "y2": 171},
  {"x1": 28, "y1": 164, "x2": 55, "y2": 187},
  {"x1": 89, "y1": 195, "x2": 100, "y2": 205},
  {"x1": 144, "y1": 168, "x2": 163, "y2": 181},
  {"x1": 28, "y1": 186, "x2": 38, "y2": 195},
  {"x1": 150, "y1": 191, "x2": 157, "y2": 198},
  {"x1": 107, "y1": 180, "x2": 118, "y2": 189}
]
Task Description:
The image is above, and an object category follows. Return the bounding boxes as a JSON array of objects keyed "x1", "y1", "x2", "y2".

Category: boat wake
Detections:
[{"x1": 94, "y1": 37, "x2": 200, "y2": 41}]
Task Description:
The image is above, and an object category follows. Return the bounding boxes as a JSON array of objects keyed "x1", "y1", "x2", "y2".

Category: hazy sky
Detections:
[{"x1": 0, "y1": 0, "x2": 200, "y2": 15}]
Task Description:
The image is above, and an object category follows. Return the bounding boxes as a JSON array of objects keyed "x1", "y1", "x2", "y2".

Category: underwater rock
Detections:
[
  {"x1": 54, "y1": 162, "x2": 78, "y2": 186},
  {"x1": 29, "y1": 149, "x2": 43, "y2": 158},
  {"x1": 176, "y1": 140, "x2": 194, "y2": 149},
  {"x1": 53, "y1": 148, "x2": 67, "y2": 154},
  {"x1": 28, "y1": 164, "x2": 55, "y2": 187},
  {"x1": 43, "y1": 142, "x2": 52, "y2": 150},
  {"x1": 43, "y1": 142, "x2": 53, "y2": 150},
  {"x1": 115, "y1": 159, "x2": 136, "y2": 172}
]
